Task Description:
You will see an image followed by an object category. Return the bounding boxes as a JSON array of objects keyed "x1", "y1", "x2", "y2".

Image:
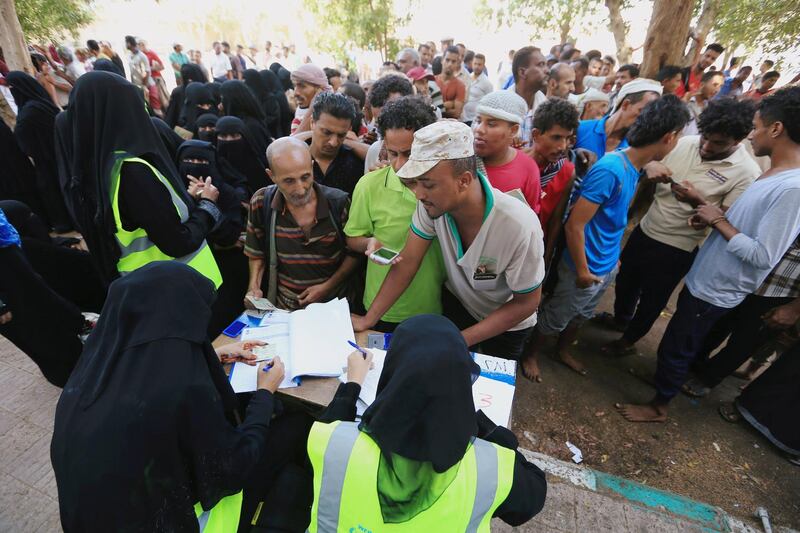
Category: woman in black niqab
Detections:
[
  {"x1": 244, "y1": 68, "x2": 281, "y2": 139},
  {"x1": 56, "y1": 71, "x2": 214, "y2": 285},
  {"x1": 6, "y1": 71, "x2": 73, "y2": 232},
  {"x1": 260, "y1": 68, "x2": 293, "y2": 138},
  {"x1": 164, "y1": 63, "x2": 209, "y2": 128},
  {"x1": 179, "y1": 82, "x2": 217, "y2": 135},
  {"x1": 196, "y1": 112, "x2": 219, "y2": 143},
  {"x1": 220, "y1": 79, "x2": 270, "y2": 157},
  {"x1": 150, "y1": 116, "x2": 185, "y2": 162},
  {"x1": 216, "y1": 116, "x2": 269, "y2": 194},
  {"x1": 0, "y1": 119, "x2": 45, "y2": 216},
  {"x1": 91, "y1": 58, "x2": 124, "y2": 77},
  {"x1": 51, "y1": 262, "x2": 279, "y2": 532}
]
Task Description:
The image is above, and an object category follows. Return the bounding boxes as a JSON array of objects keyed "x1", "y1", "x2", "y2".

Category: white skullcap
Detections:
[
  {"x1": 612, "y1": 78, "x2": 662, "y2": 113},
  {"x1": 475, "y1": 90, "x2": 529, "y2": 125}
]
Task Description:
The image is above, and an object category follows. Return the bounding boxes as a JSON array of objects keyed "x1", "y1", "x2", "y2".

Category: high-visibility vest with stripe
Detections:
[
  {"x1": 193, "y1": 491, "x2": 242, "y2": 532},
  {"x1": 109, "y1": 152, "x2": 222, "y2": 288},
  {"x1": 307, "y1": 420, "x2": 515, "y2": 533}
]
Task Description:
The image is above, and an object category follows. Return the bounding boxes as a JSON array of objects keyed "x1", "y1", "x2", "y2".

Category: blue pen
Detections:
[{"x1": 347, "y1": 340, "x2": 368, "y2": 359}]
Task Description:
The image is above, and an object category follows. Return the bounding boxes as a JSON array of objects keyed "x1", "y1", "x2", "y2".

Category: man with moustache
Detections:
[{"x1": 290, "y1": 63, "x2": 330, "y2": 134}]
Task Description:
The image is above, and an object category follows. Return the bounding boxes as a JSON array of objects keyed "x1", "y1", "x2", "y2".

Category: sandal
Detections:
[
  {"x1": 593, "y1": 312, "x2": 629, "y2": 332},
  {"x1": 718, "y1": 402, "x2": 741, "y2": 423},
  {"x1": 601, "y1": 339, "x2": 637, "y2": 357},
  {"x1": 681, "y1": 378, "x2": 711, "y2": 398}
]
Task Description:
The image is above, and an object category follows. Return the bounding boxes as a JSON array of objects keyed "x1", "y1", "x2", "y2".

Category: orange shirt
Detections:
[{"x1": 435, "y1": 75, "x2": 466, "y2": 104}]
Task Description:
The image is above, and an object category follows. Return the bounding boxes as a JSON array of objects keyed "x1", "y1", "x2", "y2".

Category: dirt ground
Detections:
[{"x1": 510, "y1": 283, "x2": 800, "y2": 529}]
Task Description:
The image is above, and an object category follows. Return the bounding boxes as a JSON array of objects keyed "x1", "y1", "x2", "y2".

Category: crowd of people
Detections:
[{"x1": 1, "y1": 29, "x2": 799, "y2": 532}]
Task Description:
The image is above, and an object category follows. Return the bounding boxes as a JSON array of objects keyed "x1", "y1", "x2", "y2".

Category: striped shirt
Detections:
[
  {"x1": 755, "y1": 235, "x2": 800, "y2": 298},
  {"x1": 244, "y1": 184, "x2": 349, "y2": 310}
]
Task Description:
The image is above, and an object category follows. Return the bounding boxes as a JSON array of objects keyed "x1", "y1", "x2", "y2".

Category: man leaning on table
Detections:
[{"x1": 352, "y1": 121, "x2": 545, "y2": 360}]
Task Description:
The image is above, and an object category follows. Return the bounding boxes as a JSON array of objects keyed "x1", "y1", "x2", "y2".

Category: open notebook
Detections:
[
  {"x1": 341, "y1": 349, "x2": 517, "y2": 427},
  {"x1": 228, "y1": 298, "x2": 355, "y2": 392}
]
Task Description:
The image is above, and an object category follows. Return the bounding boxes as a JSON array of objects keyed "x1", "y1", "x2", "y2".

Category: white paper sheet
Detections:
[{"x1": 289, "y1": 298, "x2": 355, "y2": 379}]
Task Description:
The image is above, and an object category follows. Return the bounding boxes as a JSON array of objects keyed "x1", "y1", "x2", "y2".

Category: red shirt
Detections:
[
  {"x1": 675, "y1": 68, "x2": 702, "y2": 98},
  {"x1": 484, "y1": 150, "x2": 541, "y2": 213},
  {"x1": 435, "y1": 75, "x2": 466, "y2": 103},
  {"x1": 744, "y1": 88, "x2": 774, "y2": 101},
  {"x1": 538, "y1": 158, "x2": 575, "y2": 239},
  {"x1": 143, "y1": 50, "x2": 163, "y2": 79}
]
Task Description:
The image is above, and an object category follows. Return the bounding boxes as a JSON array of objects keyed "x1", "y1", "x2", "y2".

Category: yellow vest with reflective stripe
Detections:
[
  {"x1": 109, "y1": 152, "x2": 222, "y2": 288},
  {"x1": 307, "y1": 420, "x2": 515, "y2": 533},
  {"x1": 193, "y1": 491, "x2": 242, "y2": 533}
]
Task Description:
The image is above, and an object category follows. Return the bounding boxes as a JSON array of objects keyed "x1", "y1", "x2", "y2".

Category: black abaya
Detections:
[
  {"x1": 260, "y1": 69, "x2": 293, "y2": 138},
  {"x1": 244, "y1": 69, "x2": 281, "y2": 139},
  {"x1": 165, "y1": 63, "x2": 209, "y2": 128},
  {"x1": 7, "y1": 71, "x2": 73, "y2": 231},
  {"x1": 51, "y1": 262, "x2": 277, "y2": 532},
  {"x1": 0, "y1": 119, "x2": 45, "y2": 216},
  {"x1": 150, "y1": 116, "x2": 185, "y2": 162},
  {"x1": 180, "y1": 82, "x2": 218, "y2": 135},
  {"x1": 737, "y1": 340, "x2": 800, "y2": 456},
  {"x1": 216, "y1": 116, "x2": 269, "y2": 194},
  {"x1": 220, "y1": 80, "x2": 270, "y2": 160}
]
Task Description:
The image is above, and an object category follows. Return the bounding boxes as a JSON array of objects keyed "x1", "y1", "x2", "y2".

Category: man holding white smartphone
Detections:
[
  {"x1": 345, "y1": 96, "x2": 446, "y2": 332},
  {"x1": 351, "y1": 121, "x2": 545, "y2": 360}
]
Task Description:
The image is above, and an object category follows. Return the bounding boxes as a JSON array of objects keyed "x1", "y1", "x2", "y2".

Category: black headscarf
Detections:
[
  {"x1": 361, "y1": 315, "x2": 481, "y2": 473},
  {"x1": 0, "y1": 119, "x2": 44, "y2": 216},
  {"x1": 51, "y1": 262, "x2": 251, "y2": 532},
  {"x1": 196, "y1": 113, "x2": 219, "y2": 143},
  {"x1": 164, "y1": 64, "x2": 210, "y2": 128},
  {"x1": 270, "y1": 62, "x2": 294, "y2": 91},
  {"x1": 179, "y1": 82, "x2": 217, "y2": 134},
  {"x1": 56, "y1": 71, "x2": 192, "y2": 284},
  {"x1": 150, "y1": 116, "x2": 185, "y2": 162},
  {"x1": 244, "y1": 69, "x2": 281, "y2": 138},
  {"x1": 207, "y1": 81, "x2": 222, "y2": 107},
  {"x1": 220, "y1": 80, "x2": 270, "y2": 158},
  {"x1": 260, "y1": 69, "x2": 292, "y2": 138},
  {"x1": 7, "y1": 71, "x2": 72, "y2": 231},
  {"x1": 92, "y1": 58, "x2": 124, "y2": 77},
  {"x1": 216, "y1": 116, "x2": 268, "y2": 194},
  {"x1": 177, "y1": 140, "x2": 247, "y2": 247}
]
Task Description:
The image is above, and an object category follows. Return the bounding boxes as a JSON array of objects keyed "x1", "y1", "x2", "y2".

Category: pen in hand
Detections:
[{"x1": 347, "y1": 340, "x2": 368, "y2": 360}]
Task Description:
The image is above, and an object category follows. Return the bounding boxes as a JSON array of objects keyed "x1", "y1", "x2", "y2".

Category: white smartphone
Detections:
[{"x1": 369, "y1": 247, "x2": 400, "y2": 265}]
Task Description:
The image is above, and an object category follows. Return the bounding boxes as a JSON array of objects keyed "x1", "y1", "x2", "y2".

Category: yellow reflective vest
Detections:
[
  {"x1": 307, "y1": 420, "x2": 515, "y2": 533},
  {"x1": 193, "y1": 491, "x2": 243, "y2": 532},
  {"x1": 109, "y1": 153, "x2": 222, "y2": 288}
]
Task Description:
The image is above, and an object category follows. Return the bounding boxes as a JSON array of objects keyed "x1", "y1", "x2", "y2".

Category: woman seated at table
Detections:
[
  {"x1": 51, "y1": 261, "x2": 299, "y2": 532},
  {"x1": 302, "y1": 315, "x2": 548, "y2": 532}
]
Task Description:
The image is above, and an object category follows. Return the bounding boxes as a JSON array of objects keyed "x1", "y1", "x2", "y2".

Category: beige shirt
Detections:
[
  {"x1": 640, "y1": 135, "x2": 761, "y2": 252},
  {"x1": 411, "y1": 172, "x2": 545, "y2": 330}
]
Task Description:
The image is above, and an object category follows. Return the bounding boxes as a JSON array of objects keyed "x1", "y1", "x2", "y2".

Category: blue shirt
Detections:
[
  {"x1": 0, "y1": 209, "x2": 21, "y2": 249},
  {"x1": 565, "y1": 151, "x2": 640, "y2": 275},
  {"x1": 575, "y1": 115, "x2": 629, "y2": 161},
  {"x1": 715, "y1": 77, "x2": 743, "y2": 99}
]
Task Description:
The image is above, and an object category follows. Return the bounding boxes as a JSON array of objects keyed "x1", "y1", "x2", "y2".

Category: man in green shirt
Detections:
[
  {"x1": 169, "y1": 43, "x2": 189, "y2": 85},
  {"x1": 345, "y1": 96, "x2": 446, "y2": 331}
]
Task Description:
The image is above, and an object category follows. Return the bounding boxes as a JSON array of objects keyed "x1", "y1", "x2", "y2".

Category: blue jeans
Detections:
[{"x1": 655, "y1": 287, "x2": 730, "y2": 403}]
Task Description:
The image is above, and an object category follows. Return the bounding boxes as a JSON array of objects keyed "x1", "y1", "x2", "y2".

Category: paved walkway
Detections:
[{"x1": 0, "y1": 335, "x2": 794, "y2": 532}]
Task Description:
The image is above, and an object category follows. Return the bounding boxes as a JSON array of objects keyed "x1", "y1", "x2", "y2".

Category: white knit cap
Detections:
[
  {"x1": 475, "y1": 90, "x2": 529, "y2": 125},
  {"x1": 612, "y1": 78, "x2": 663, "y2": 113}
]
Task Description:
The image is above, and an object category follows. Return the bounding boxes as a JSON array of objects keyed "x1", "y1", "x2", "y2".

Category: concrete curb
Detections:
[{"x1": 519, "y1": 447, "x2": 797, "y2": 533}]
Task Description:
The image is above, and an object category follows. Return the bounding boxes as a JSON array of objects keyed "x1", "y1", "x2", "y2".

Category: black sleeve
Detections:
[
  {"x1": 475, "y1": 410, "x2": 547, "y2": 526},
  {"x1": 317, "y1": 382, "x2": 361, "y2": 423},
  {"x1": 118, "y1": 161, "x2": 219, "y2": 257}
]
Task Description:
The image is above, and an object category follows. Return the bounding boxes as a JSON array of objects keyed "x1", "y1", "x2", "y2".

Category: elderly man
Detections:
[
  {"x1": 395, "y1": 48, "x2": 420, "y2": 74},
  {"x1": 290, "y1": 63, "x2": 331, "y2": 134},
  {"x1": 244, "y1": 137, "x2": 359, "y2": 311},
  {"x1": 546, "y1": 63, "x2": 575, "y2": 99},
  {"x1": 352, "y1": 121, "x2": 545, "y2": 360}
]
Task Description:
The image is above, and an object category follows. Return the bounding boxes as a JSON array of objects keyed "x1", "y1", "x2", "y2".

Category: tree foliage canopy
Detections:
[
  {"x1": 711, "y1": 0, "x2": 800, "y2": 58},
  {"x1": 14, "y1": 0, "x2": 93, "y2": 43},
  {"x1": 476, "y1": 0, "x2": 601, "y2": 44},
  {"x1": 304, "y1": 0, "x2": 409, "y2": 62}
]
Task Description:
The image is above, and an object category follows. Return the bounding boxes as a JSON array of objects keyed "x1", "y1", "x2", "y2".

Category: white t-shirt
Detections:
[
  {"x1": 411, "y1": 172, "x2": 545, "y2": 330},
  {"x1": 65, "y1": 60, "x2": 86, "y2": 80},
  {"x1": 210, "y1": 52, "x2": 232, "y2": 79}
]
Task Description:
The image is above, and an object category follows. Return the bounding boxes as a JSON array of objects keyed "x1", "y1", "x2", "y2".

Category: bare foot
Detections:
[
  {"x1": 615, "y1": 401, "x2": 667, "y2": 423},
  {"x1": 520, "y1": 354, "x2": 543, "y2": 382},
  {"x1": 557, "y1": 350, "x2": 587, "y2": 376}
]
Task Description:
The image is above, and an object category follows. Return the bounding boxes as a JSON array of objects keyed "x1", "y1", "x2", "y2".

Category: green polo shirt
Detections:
[{"x1": 344, "y1": 166, "x2": 446, "y2": 322}]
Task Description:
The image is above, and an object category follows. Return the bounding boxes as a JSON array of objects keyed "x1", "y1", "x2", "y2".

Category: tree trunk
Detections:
[
  {"x1": 683, "y1": 0, "x2": 721, "y2": 67},
  {"x1": 639, "y1": 0, "x2": 696, "y2": 79},
  {"x1": 0, "y1": 0, "x2": 33, "y2": 73},
  {"x1": 0, "y1": 94, "x2": 15, "y2": 129},
  {"x1": 605, "y1": 0, "x2": 632, "y2": 64}
]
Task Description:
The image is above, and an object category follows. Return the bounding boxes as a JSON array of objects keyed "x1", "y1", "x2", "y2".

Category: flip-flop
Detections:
[
  {"x1": 718, "y1": 403, "x2": 741, "y2": 423},
  {"x1": 601, "y1": 340, "x2": 637, "y2": 357},
  {"x1": 593, "y1": 312, "x2": 629, "y2": 332},
  {"x1": 681, "y1": 378, "x2": 711, "y2": 398},
  {"x1": 788, "y1": 456, "x2": 800, "y2": 467}
]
